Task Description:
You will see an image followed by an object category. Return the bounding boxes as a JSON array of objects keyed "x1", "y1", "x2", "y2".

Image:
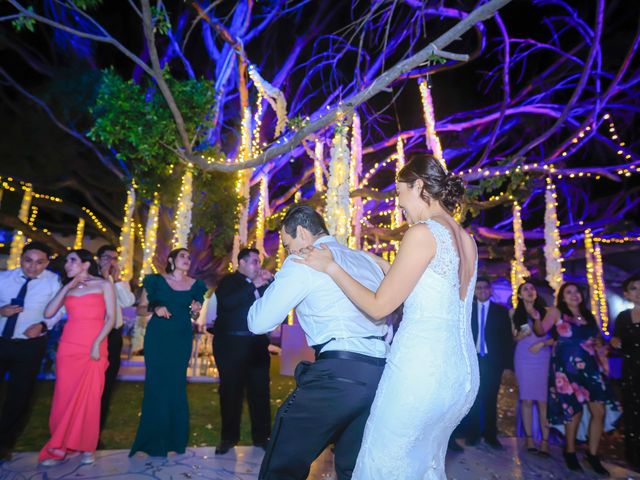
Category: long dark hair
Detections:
[
  {"x1": 556, "y1": 282, "x2": 597, "y2": 326},
  {"x1": 512, "y1": 280, "x2": 547, "y2": 330},
  {"x1": 165, "y1": 248, "x2": 189, "y2": 273},
  {"x1": 62, "y1": 249, "x2": 100, "y2": 284}
]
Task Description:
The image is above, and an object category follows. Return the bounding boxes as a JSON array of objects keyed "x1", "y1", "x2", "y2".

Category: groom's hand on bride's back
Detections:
[{"x1": 364, "y1": 251, "x2": 391, "y2": 275}]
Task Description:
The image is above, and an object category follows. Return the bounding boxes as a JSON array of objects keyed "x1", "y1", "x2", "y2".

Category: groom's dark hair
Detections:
[{"x1": 281, "y1": 204, "x2": 329, "y2": 238}]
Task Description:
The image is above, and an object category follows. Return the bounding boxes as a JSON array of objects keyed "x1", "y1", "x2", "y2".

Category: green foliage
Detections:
[
  {"x1": 192, "y1": 170, "x2": 243, "y2": 256},
  {"x1": 465, "y1": 158, "x2": 532, "y2": 217},
  {"x1": 73, "y1": 0, "x2": 104, "y2": 9},
  {"x1": 288, "y1": 115, "x2": 308, "y2": 132},
  {"x1": 89, "y1": 68, "x2": 240, "y2": 248},
  {"x1": 11, "y1": 7, "x2": 36, "y2": 32},
  {"x1": 426, "y1": 54, "x2": 447, "y2": 65},
  {"x1": 150, "y1": 5, "x2": 171, "y2": 35}
]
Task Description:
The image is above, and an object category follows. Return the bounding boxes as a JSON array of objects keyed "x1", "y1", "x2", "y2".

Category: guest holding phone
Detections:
[{"x1": 510, "y1": 280, "x2": 553, "y2": 455}]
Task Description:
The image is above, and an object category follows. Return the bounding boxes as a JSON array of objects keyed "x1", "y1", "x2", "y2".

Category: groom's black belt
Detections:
[
  {"x1": 312, "y1": 335, "x2": 386, "y2": 359},
  {"x1": 317, "y1": 350, "x2": 386, "y2": 367}
]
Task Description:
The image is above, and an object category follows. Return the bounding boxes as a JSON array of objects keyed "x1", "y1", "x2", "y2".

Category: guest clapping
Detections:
[
  {"x1": 129, "y1": 248, "x2": 207, "y2": 457},
  {"x1": 610, "y1": 274, "x2": 640, "y2": 470},
  {"x1": 534, "y1": 282, "x2": 620, "y2": 475},
  {"x1": 95, "y1": 244, "x2": 135, "y2": 433},
  {"x1": 39, "y1": 249, "x2": 116, "y2": 466},
  {"x1": 510, "y1": 280, "x2": 553, "y2": 455}
]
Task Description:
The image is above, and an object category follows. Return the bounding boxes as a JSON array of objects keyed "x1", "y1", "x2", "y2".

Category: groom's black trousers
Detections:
[{"x1": 259, "y1": 351, "x2": 385, "y2": 480}]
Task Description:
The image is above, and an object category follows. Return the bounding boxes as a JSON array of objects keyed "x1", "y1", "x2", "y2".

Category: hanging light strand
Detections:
[
  {"x1": 118, "y1": 184, "x2": 136, "y2": 282},
  {"x1": 349, "y1": 112, "x2": 363, "y2": 249},
  {"x1": 139, "y1": 192, "x2": 160, "y2": 285},
  {"x1": 314, "y1": 140, "x2": 324, "y2": 193},
  {"x1": 418, "y1": 77, "x2": 446, "y2": 172},
  {"x1": 73, "y1": 218, "x2": 85, "y2": 250},
  {"x1": 325, "y1": 113, "x2": 351, "y2": 245},
  {"x1": 171, "y1": 167, "x2": 194, "y2": 249},
  {"x1": 584, "y1": 229, "x2": 601, "y2": 325},
  {"x1": 7, "y1": 183, "x2": 33, "y2": 269},
  {"x1": 593, "y1": 241, "x2": 610, "y2": 335},
  {"x1": 544, "y1": 178, "x2": 564, "y2": 293},
  {"x1": 510, "y1": 201, "x2": 530, "y2": 307}
]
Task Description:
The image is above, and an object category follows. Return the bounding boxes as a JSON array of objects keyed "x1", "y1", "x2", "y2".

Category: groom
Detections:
[{"x1": 248, "y1": 204, "x2": 388, "y2": 480}]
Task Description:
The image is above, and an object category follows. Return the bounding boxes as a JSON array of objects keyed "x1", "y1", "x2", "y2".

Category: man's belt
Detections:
[
  {"x1": 311, "y1": 335, "x2": 386, "y2": 358},
  {"x1": 317, "y1": 350, "x2": 386, "y2": 367}
]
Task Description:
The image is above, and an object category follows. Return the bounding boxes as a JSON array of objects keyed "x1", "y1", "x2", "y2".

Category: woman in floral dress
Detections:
[{"x1": 534, "y1": 282, "x2": 620, "y2": 476}]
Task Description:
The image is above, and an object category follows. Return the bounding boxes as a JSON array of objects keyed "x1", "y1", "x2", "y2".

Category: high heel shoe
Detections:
[
  {"x1": 538, "y1": 439, "x2": 550, "y2": 457},
  {"x1": 563, "y1": 450, "x2": 583, "y2": 472},
  {"x1": 80, "y1": 452, "x2": 96, "y2": 465},
  {"x1": 585, "y1": 452, "x2": 610, "y2": 477},
  {"x1": 525, "y1": 435, "x2": 537, "y2": 452}
]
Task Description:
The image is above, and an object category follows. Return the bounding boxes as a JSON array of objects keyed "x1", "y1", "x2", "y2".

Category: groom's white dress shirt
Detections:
[{"x1": 248, "y1": 235, "x2": 389, "y2": 358}]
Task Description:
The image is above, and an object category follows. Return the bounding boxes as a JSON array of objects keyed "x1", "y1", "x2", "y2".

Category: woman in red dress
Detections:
[{"x1": 39, "y1": 249, "x2": 115, "y2": 466}]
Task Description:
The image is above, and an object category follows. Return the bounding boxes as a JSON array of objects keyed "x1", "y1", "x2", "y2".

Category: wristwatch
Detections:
[{"x1": 39, "y1": 321, "x2": 48, "y2": 333}]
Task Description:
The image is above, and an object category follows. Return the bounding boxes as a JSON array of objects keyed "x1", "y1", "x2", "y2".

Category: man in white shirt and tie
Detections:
[
  {"x1": 0, "y1": 242, "x2": 64, "y2": 461},
  {"x1": 95, "y1": 245, "x2": 135, "y2": 433},
  {"x1": 461, "y1": 276, "x2": 513, "y2": 450},
  {"x1": 248, "y1": 205, "x2": 388, "y2": 480}
]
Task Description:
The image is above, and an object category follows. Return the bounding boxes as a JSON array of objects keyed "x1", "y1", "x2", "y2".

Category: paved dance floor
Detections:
[{"x1": 1, "y1": 438, "x2": 638, "y2": 479}]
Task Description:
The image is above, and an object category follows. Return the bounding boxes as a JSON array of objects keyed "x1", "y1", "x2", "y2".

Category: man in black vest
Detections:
[
  {"x1": 213, "y1": 248, "x2": 273, "y2": 454},
  {"x1": 463, "y1": 276, "x2": 514, "y2": 449}
]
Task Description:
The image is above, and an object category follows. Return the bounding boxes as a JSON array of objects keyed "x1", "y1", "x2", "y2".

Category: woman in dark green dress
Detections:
[{"x1": 130, "y1": 248, "x2": 207, "y2": 457}]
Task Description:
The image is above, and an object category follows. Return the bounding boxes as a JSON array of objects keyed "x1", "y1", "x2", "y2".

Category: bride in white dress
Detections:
[{"x1": 298, "y1": 155, "x2": 480, "y2": 479}]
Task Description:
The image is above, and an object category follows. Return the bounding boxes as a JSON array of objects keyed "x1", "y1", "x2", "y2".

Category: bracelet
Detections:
[{"x1": 39, "y1": 321, "x2": 48, "y2": 333}]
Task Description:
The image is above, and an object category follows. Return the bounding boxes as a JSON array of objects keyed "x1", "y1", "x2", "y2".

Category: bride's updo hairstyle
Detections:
[{"x1": 397, "y1": 155, "x2": 465, "y2": 213}]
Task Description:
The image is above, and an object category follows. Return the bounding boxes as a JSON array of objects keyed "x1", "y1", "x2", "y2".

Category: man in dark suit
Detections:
[
  {"x1": 463, "y1": 276, "x2": 514, "y2": 449},
  {"x1": 213, "y1": 248, "x2": 273, "y2": 455}
]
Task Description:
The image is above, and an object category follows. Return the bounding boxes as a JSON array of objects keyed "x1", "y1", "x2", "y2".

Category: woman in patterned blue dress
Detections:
[{"x1": 534, "y1": 282, "x2": 620, "y2": 476}]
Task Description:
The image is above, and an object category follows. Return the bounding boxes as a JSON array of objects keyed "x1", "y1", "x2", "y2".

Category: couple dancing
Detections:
[{"x1": 248, "y1": 155, "x2": 480, "y2": 480}]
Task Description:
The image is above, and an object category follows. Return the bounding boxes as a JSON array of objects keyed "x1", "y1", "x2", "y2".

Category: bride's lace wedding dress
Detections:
[{"x1": 352, "y1": 219, "x2": 480, "y2": 480}]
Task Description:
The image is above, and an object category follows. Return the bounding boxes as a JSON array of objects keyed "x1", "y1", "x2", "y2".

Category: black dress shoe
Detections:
[
  {"x1": 585, "y1": 452, "x2": 610, "y2": 477},
  {"x1": 563, "y1": 451, "x2": 583, "y2": 472},
  {"x1": 465, "y1": 436, "x2": 480, "y2": 446},
  {"x1": 484, "y1": 437, "x2": 503, "y2": 450},
  {"x1": 215, "y1": 442, "x2": 236, "y2": 455},
  {"x1": 253, "y1": 441, "x2": 269, "y2": 451},
  {"x1": 0, "y1": 447, "x2": 12, "y2": 462},
  {"x1": 447, "y1": 438, "x2": 464, "y2": 452}
]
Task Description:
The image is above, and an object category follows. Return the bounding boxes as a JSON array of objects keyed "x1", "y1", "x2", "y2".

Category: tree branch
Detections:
[
  {"x1": 188, "y1": 0, "x2": 513, "y2": 172},
  {"x1": 140, "y1": 0, "x2": 193, "y2": 155}
]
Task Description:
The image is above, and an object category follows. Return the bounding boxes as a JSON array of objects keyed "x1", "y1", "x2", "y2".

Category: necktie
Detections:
[
  {"x1": 479, "y1": 303, "x2": 487, "y2": 357},
  {"x1": 2, "y1": 277, "x2": 33, "y2": 339}
]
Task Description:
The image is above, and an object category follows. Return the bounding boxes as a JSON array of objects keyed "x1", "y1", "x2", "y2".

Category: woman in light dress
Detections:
[
  {"x1": 299, "y1": 155, "x2": 479, "y2": 480},
  {"x1": 510, "y1": 280, "x2": 552, "y2": 455}
]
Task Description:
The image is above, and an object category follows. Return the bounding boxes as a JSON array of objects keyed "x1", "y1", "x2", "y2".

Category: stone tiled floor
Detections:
[{"x1": 1, "y1": 438, "x2": 638, "y2": 479}]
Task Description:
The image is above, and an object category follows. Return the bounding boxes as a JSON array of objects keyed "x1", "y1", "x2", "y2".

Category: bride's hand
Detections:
[{"x1": 294, "y1": 244, "x2": 335, "y2": 273}]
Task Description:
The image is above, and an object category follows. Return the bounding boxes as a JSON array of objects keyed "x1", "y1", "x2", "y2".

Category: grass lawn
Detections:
[{"x1": 3, "y1": 355, "x2": 295, "y2": 452}]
